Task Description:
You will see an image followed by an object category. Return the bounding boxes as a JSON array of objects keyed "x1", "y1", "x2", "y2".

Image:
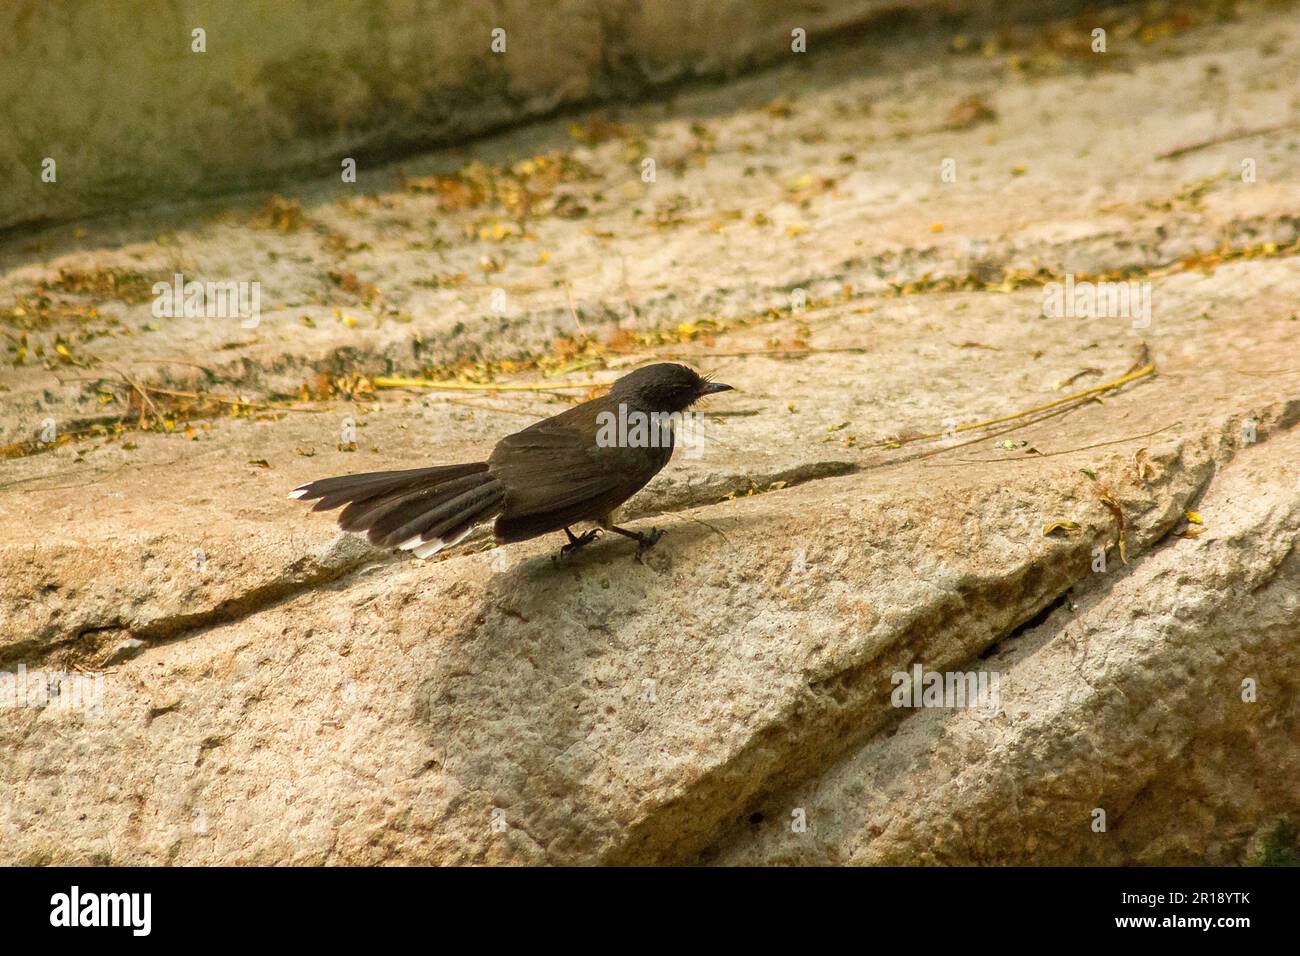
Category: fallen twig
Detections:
[
  {"x1": 1156, "y1": 122, "x2": 1300, "y2": 161},
  {"x1": 86, "y1": 355, "x2": 162, "y2": 424}
]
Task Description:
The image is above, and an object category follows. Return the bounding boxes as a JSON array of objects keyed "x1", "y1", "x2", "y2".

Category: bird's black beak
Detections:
[{"x1": 698, "y1": 381, "x2": 733, "y2": 396}]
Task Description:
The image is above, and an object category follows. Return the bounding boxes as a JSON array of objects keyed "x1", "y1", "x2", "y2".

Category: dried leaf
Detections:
[
  {"x1": 945, "y1": 94, "x2": 997, "y2": 129},
  {"x1": 1043, "y1": 521, "x2": 1081, "y2": 537},
  {"x1": 1098, "y1": 487, "x2": 1127, "y2": 563}
]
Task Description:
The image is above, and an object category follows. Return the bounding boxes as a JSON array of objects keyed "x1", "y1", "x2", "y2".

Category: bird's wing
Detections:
[
  {"x1": 490, "y1": 423, "x2": 627, "y2": 514},
  {"x1": 488, "y1": 403, "x2": 672, "y2": 524}
]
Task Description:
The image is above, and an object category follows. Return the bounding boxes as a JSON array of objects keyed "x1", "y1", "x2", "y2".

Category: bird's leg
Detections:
[
  {"x1": 559, "y1": 526, "x2": 600, "y2": 557},
  {"x1": 606, "y1": 525, "x2": 664, "y2": 561}
]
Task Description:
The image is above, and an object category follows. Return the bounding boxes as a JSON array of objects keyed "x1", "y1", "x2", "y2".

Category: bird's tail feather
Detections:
[{"x1": 289, "y1": 463, "x2": 504, "y2": 558}]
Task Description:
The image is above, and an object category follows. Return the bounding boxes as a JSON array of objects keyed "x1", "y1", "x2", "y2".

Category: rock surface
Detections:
[
  {"x1": 1, "y1": 0, "x2": 965, "y2": 229},
  {"x1": 2, "y1": 2, "x2": 1298, "y2": 864}
]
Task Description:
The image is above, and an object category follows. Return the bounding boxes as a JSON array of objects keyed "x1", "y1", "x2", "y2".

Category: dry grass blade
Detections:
[
  {"x1": 1156, "y1": 122, "x2": 1300, "y2": 161},
  {"x1": 134, "y1": 383, "x2": 320, "y2": 413},
  {"x1": 374, "y1": 376, "x2": 601, "y2": 392},
  {"x1": 872, "y1": 360, "x2": 1156, "y2": 450},
  {"x1": 445, "y1": 397, "x2": 546, "y2": 417},
  {"x1": 946, "y1": 422, "x2": 1180, "y2": 464}
]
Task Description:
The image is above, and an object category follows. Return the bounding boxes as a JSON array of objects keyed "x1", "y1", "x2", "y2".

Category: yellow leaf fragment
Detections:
[{"x1": 1043, "y1": 521, "x2": 1081, "y2": 537}]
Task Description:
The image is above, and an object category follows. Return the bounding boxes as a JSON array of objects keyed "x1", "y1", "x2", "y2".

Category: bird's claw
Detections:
[
  {"x1": 634, "y1": 528, "x2": 664, "y2": 563},
  {"x1": 558, "y1": 528, "x2": 600, "y2": 558}
]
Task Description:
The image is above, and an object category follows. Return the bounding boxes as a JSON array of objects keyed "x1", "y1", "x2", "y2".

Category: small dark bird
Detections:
[{"x1": 289, "y1": 363, "x2": 732, "y2": 559}]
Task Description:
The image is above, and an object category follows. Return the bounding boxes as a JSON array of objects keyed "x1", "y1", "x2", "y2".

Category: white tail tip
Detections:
[
  {"x1": 412, "y1": 539, "x2": 450, "y2": 559},
  {"x1": 402, "y1": 524, "x2": 477, "y2": 559}
]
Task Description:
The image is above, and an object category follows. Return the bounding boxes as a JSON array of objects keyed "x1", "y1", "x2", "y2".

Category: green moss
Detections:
[{"x1": 1251, "y1": 820, "x2": 1300, "y2": 867}]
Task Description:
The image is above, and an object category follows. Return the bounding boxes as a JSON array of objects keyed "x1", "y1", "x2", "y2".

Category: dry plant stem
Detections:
[
  {"x1": 906, "y1": 403, "x2": 1086, "y2": 463},
  {"x1": 646, "y1": 346, "x2": 872, "y2": 360},
  {"x1": 872, "y1": 362, "x2": 1156, "y2": 450},
  {"x1": 444, "y1": 397, "x2": 545, "y2": 417},
  {"x1": 374, "y1": 376, "x2": 601, "y2": 392},
  {"x1": 1156, "y1": 122, "x2": 1300, "y2": 161},
  {"x1": 89, "y1": 350, "x2": 316, "y2": 419},
  {"x1": 99, "y1": 361, "x2": 163, "y2": 427},
  {"x1": 940, "y1": 422, "x2": 1181, "y2": 465},
  {"x1": 135, "y1": 383, "x2": 321, "y2": 412},
  {"x1": 564, "y1": 281, "x2": 589, "y2": 341}
]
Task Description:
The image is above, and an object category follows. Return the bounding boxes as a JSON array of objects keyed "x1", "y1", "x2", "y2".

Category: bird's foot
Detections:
[
  {"x1": 634, "y1": 528, "x2": 664, "y2": 563},
  {"x1": 604, "y1": 524, "x2": 665, "y2": 562},
  {"x1": 558, "y1": 527, "x2": 600, "y2": 559}
]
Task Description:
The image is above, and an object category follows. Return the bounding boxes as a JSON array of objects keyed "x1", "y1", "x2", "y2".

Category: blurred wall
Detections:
[{"x1": 0, "y1": 0, "x2": 1049, "y2": 230}]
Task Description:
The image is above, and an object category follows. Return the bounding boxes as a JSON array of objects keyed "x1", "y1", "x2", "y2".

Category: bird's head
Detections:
[{"x1": 609, "y1": 363, "x2": 733, "y2": 413}]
